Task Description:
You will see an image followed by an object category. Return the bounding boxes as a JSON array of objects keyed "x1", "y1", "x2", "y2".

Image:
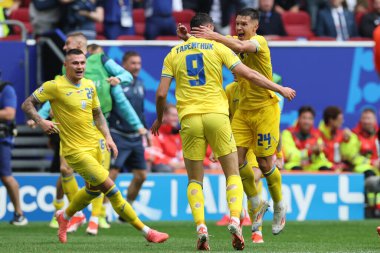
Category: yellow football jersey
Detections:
[
  {"x1": 225, "y1": 81, "x2": 239, "y2": 120},
  {"x1": 33, "y1": 75, "x2": 102, "y2": 156},
  {"x1": 161, "y1": 36, "x2": 241, "y2": 121},
  {"x1": 234, "y1": 35, "x2": 279, "y2": 110}
]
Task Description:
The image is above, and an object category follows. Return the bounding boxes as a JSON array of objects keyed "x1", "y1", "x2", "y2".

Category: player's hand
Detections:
[
  {"x1": 191, "y1": 25, "x2": 216, "y2": 40},
  {"x1": 177, "y1": 23, "x2": 190, "y2": 41},
  {"x1": 26, "y1": 119, "x2": 37, "y2": 129},
  {"x1": 151, "y1": 119, "x2": 162, "y2": 136},
  {"x1": 279, "y1": 87, "x2": 296, "y2": 101},
  {"x1": 106, "y1": 136, "x2": 118, "y2": 158},
  {"x1": 38, "y1": 119, "x2": 60, "y2": 135},
  {"x1": 107, "y1": 77, "x2": 121, "y2": 86}
]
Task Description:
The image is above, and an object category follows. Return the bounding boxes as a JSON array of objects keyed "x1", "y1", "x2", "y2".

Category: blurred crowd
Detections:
[{"x1": 0, "y1": 0, "x2": 379, "y2": 40}]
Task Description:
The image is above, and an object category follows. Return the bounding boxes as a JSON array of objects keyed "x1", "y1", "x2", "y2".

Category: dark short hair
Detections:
[
  {"x1": 122, "y1": 51, "x2": 140, "y2": 63},
  {"x1": 190, "y1": 13, "x2": 214, "y2": 30},
  {"x1": 66, "y1": 48, "x2": 85, "y2": 58},
  {"x1": 236, "y1": 8, "x2": 259, "y2": 21},
  {"x1": 323, "y1": 106, "x2": 342, "y2": 124},
  {"x1": 361, "y1": 107, "x2": 376, "y2": 115},
  {"x1": 87, "y1": 43, "x2": 102, "y2": 52},
  {"x1": 298, "y1": 106, "x2": 316, "y2": 118}
]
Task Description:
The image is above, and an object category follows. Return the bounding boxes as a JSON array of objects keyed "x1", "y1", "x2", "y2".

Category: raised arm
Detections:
[
  {"x1": 192, "y1": 25, "x2": 257, "y2": 53},
  {"x1": 232, "y1": 63, "x2": 296, "y2": 101},
  {"x1": 92, "y1": 107, "x2": 118, "y2": 157}
]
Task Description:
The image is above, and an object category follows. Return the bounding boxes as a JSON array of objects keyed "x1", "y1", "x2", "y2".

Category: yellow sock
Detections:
[
  {"x1": 91, "y1": 194, "x2": 104, "y2": 217},
  {"x1": 100, "y1": 204, "x2": 107, "y2": 218},
  {"x1": 65, "y1": 187, "x2": 99, "y2": 217},
  {"x1": 106, "y1": 185, "x2": 144, "y2": 230},
  {"x1": 264, "y1": 166, "x2": 282, "y2": 203},
  {"x1": 61, "y1": 174, "x2": 79, "y2": 202},
  {"x1": 256, "y1": 180, "x2": 263, "y2": 195},
  {"x1": 240, "y1": 162, "x2": 257, "y2": 198},
  {"x1": 187, "y1": 181, "x2": 205, "y2": 226},
  {"x1": 240, "y1": 161, "x2": 258, "y2": 197},
  {"x1": 53, "y1": 199, "x2": 64, "y2": 210},
  {"x1": 226, "y1": 175, "x2": 244, "y2": 218}
]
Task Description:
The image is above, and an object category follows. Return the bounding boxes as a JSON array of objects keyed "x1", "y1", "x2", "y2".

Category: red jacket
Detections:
[
  {"x1": 352, "y1": 123, "x2": 379, "y2": 164},
  {"x1": 145, "y1": 124, "x2": 213, "y2": 168},
  {"x1": 288, "y1": 124, "x2": 322, "y2": 157},
  {"x1": 319, "y1": 124, "x2": 344, "y2": 164}
]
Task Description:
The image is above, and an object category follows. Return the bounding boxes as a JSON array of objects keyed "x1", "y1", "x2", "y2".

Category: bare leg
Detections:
[
  {"x1": 127, "y1": 169, "x2": 147, "y2": 204},
  {"x1": 1, "y1": 176, "x2": 22, "y2": 215}
]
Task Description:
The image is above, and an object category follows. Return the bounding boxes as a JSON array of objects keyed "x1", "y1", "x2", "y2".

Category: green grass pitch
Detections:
[{"x1": 0, "y1": 220, "x2": 379, "y2": 253}]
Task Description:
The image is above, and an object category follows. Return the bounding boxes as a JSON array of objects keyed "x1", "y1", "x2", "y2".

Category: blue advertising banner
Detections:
[{"x1": 0, "y1": 173, "x2": 364, "y2": 222}]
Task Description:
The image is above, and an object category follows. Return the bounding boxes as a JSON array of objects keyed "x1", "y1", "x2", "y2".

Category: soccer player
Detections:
[
  {"x1": 190, "y1": 8, "x2": 288, "y2": 236},
  {"x1": 22, "y1": 49, "x2": 169, "y2": 244},
  {"x1": 152, "y1": 13, "x2": 295, "y2": 251},
  {"x1": 40, "y1": 34, "x2": 145, "y2": 235}
]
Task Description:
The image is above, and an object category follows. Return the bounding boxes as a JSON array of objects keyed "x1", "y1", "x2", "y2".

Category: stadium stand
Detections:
[{"x1": 281, "y1": 11, "x2": 314, "y2": 39}]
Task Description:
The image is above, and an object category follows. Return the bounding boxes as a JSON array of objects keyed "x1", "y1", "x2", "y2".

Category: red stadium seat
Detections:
[
  {"x1": 133, "y1": 8, "x2": 145, "y2": 37},
  {"x1": 9, "y1": 7, "x2": 33, "y2": 36},
  {"x1": 173, "y1": 9, "x2": 195, "y2": 31},
  {"x1": 117, "y1": 35, "x2": 145, "y2": 40},
  {"x1": 282, "y1": 11, "x2": 314, "y2": 39}
]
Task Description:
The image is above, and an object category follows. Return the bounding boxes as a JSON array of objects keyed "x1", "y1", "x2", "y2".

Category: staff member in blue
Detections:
[
  {"x1": 0, "y1": 78, "x2": 28, "y2": 225},
  {"x1": 108, "y1": 51, "x2": 149, "y2": 221}
]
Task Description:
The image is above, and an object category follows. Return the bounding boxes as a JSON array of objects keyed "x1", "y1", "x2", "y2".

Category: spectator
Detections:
[
  {"x1": 351, "y1": 108, "x2": 379, "y2": 171},
  {"x1": 282, "y1": 106, "x2": 332, "y2": 171},
  {"x1": 29, "y1": 0, "x2": 61, "y2": 36},
  {"x1": 305, "y1": 0, "x2": 328, "y2": 31},
  {"x1": 108, "y1": 50, "x2": 149, "y2": 210},
  {"x1": 183, "y1": 0, "x2": 213, "y2": 14},
  {"x1": 315, "y1": 0, "x2": 357, "y2": 40},
  {"x1": 219, "y1": 0, "x2": 249, "y2": 35},
  {"x1": 275, "y1": 0, "x2": 304, "y2": 14},
  {"x1": 257, "y1": 0, "x2": 287, "y2": 36},
  {"x1": 360, "y1": 0, "x2": 380, "y2": 38},
  {"x1": 146, "y1": 104, "x2": 184, "y2": 172},
  {"x1": 1, "y1": 0, "x2": 20, "y2": 16},
  {"x1": 103, "y1": 0, "x2": 135, "y2": 40},
  {"x1": 144, "y1": 0, "x2": 177, "y2": 40},
  {"x1": 0, "y1": 77, "x2": 28, "y2": 225},
  {"x1": 60, "y1": 0, "x2": 104, "y2": 40}
]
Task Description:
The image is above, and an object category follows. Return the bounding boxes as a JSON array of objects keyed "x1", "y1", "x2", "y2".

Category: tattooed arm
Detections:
[
  {"x1": 92, "y1": 107, "x2": 118, "y2": 157},
  {"x1": 22, "y1": 96, "x2": 59, "y2": 134}
]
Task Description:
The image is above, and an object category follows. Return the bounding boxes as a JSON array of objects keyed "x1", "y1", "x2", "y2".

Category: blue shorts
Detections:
[
  {"x1": 0, "y1": 142, "x2": 12, "y2": 177},
  {"x1": 111, "y1": 132, "x2": 146, "y2": 172}
]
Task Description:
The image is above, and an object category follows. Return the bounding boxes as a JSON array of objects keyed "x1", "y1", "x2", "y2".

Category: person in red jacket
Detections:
[
  {"x1": 352, "y1": 108, "x2": 380, "y2": 170},
  {"x1": 146, "y1": 104, "x2": 184, "y2": 172}
]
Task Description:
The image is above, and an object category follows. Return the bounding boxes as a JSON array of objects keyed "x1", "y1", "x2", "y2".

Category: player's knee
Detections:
[
  {"x1": 257, "y1": 157, "x2": 273, "y2": 173},
  {"x1": 134, "y1": 170, "x2": 147, "y2": 183},
  {"x1": 60, "y1": 165, "x2": 73, "y2": 176}
]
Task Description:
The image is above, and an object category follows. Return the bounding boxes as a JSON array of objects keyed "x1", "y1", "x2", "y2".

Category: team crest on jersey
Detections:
[{"x1": 81, "y1": 100, "x2": 86, "y2": 109}]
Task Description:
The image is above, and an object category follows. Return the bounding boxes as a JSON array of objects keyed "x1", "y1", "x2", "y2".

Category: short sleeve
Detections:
[
  {"x1": 216, "y1": 44, "x2": 241, "y2": 70},
  {"x1": 32, "y1": 81, "x2": 57, "y2": 103},
  {"x1": 3, "y1": 86, "x2": 17, "y2": 109},
  {"x1": 161, "y1": 53, "x2": 174, "y2": 78}
]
